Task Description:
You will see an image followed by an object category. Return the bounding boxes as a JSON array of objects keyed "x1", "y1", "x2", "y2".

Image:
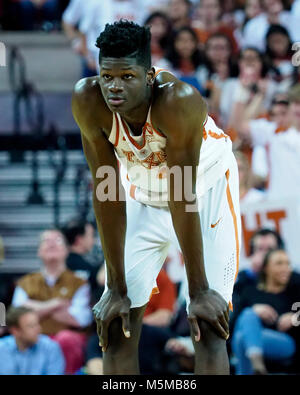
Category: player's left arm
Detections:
[{"x1": 155, "y1": 82, "x2": 229, "y2": 341}]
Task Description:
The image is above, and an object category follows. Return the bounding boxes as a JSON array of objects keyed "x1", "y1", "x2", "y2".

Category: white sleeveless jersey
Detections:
[{"x1": 108, "y1": 70, "x2": 233, "y2": 207}]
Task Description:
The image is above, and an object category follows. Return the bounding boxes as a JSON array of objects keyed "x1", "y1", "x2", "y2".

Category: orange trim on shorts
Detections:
[
  {"x1": 129, "y1": 184, "x2": 137, "y2": 200},
  {"x1": 149, "y1": 286, "x2": 160, "y2": 299},
  {"x1": 229, "y1": 301, "x2": 233, "y2": 312},
  {"x1": 225, "y1": 170, "x2": 239, "y2": 283}
]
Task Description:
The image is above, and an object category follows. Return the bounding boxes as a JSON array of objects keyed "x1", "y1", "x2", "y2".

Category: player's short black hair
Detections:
[{"x1": 96, "y1": 20, "x2": 152, "y2": 70}]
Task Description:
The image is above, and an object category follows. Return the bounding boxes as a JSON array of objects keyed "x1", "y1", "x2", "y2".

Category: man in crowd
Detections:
[
  {"x1": 0, "y1": 307, "x2": 65, "y2": 375},
  {"x1": 11, "y1": 229, "x2": 93, "y2": 374}
]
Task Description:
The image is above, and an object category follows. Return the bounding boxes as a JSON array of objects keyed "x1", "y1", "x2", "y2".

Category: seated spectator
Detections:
[
  {"x1": 13, "y1": 0, "x2": 60, "y2": 30},
  {"x1": 265, "y1": 24, "x2": 295, "y2": 90},
  {"x1": 160, "y1": 26, "x2": 204, "y2": 92},
  {"x1": 197, "y1": 32, "x2": 239, "y2": 116},
  {"x1": 11, "y1": 229, "x2": 93, "y2": 374},
  {"x1": 62, "y1": 218, "x2": 103, "y2": 303},
  {"x1": 192, "y1": 0, "x2": 238, "y2": 53},
  {"x1": 62, "y1": 0, "x2": 97, "y2": 78},
  {"x1": 234, "y1": 0, "x2": 263, "y2": 47},
  {"x1": 144, "y1": 11, "x2": 174, "y2": 65},
  {"x1": 231, "y1": 249, "x2": 300, "y2": 374},
  {"x1": 242, "y1": 0, "x2": 300, "y2": 52},
  {"x1": 0, "y1": 307, "x2": 65, "y2": 375},
  {"x1": 166, "y1": 0, "x2": 192, "y2": 31},
  {"x1": 233, "y1": 228, "x2": 285, "y2": 307},
  {"x1": 223, "y1": 47, "x2": 277, "y2": 129}
]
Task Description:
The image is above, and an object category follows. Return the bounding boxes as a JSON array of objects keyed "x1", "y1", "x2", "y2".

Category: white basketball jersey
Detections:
[{"x1": 108, "y1": 69, "x2": 233, "y2": 207}]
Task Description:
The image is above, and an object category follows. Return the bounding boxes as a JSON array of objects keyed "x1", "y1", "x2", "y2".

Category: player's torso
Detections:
[{"x1": 108, "y1": 106, "x2": 233, "y2": 206}]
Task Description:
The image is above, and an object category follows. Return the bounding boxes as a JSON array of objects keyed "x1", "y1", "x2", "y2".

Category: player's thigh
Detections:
[
  {"x1": 202, "y1": 159, "x2": 241, "y2": 304},
  {"x1": 124, "y1": 198, "x2": 171, "y2": 308}
]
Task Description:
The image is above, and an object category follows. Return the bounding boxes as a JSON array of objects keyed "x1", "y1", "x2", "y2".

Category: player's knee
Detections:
[
  {"x1": 196, "y1": 320, "x2": 226, "y2": 350},
  {"x1": 107, "y1": 318, "x2": 139, "y2": 355}
]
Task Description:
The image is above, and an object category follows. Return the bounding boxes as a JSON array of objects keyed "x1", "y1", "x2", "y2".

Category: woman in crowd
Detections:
[
  {"x1": 232, "y1": 248, "x2": 300, "y2": 374},
  {"x1": 167, "y1": 0, "x2": 192, "y2": 31},
  {"x1": 192, "y1": 0, "x2": 238, "y2": 53},
  {"x1": 221, "y1": 47, "x2": 278, "y2": 129},
  {"x1": 265, "y1": 24, "x2": 295, "y2": 90},
  {"x1": 160, "y1": 26, "x2": 204, "y2": 92},
  {"x1": 144, "y1": 11, "x2": 174, "y2": 65}
]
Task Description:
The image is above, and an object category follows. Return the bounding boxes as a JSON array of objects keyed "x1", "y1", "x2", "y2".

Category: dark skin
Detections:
[{"x1": 72, "y1": 57, "x2": 230, "y2": 375}]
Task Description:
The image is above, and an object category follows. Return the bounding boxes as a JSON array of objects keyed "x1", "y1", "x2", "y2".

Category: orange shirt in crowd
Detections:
[{"x1": 144, "y1": 269, "x2": 176, "y2": 316}]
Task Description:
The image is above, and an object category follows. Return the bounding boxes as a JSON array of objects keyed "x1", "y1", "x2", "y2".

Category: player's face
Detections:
[{"x1": 99, "y1": 57, "x2": 153, "y2": 114}]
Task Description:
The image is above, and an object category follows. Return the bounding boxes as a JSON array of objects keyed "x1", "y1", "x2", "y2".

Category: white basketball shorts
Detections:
[{"x1": 103, "y1": 152, "x2": 241, "y2": 310}]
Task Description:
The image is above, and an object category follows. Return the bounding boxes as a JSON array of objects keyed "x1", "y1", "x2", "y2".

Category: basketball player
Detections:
[{"x1": 72, "y1": 20, "x2": 241, "y2": 375}]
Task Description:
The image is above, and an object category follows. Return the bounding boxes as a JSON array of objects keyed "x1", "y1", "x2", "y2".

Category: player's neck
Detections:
[{"x1": 120, "y1": 88, "x2": 152, "y2": 133}]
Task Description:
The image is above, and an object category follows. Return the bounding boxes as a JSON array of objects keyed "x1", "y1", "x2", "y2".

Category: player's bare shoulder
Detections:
[
  {"x1": 72, "y1": 76, "x2": 112, "y2": 138},
  {"x1": 152, "y1": 71, "x2": 207, "y2": 136}
]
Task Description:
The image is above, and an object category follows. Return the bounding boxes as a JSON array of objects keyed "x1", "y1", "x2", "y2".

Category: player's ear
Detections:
[{"x1": 146, "y1": 67, "x2": 155, "y2": 86}]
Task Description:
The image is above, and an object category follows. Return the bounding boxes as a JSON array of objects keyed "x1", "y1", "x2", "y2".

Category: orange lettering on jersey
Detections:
[
  {"x1": 122, "y1": 150, "x2": 135, "y2": 163},
  {"x1": 142, "y1": 152, "x2": 162, "y2": 169},
  {"x1": 208, "y1": 130, "x2": 228, "y2": 140}
]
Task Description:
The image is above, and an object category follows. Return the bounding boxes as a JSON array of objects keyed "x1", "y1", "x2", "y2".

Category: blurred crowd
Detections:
[{"x1": 1, "y1": 0, "x2": 300, "y2": 375}]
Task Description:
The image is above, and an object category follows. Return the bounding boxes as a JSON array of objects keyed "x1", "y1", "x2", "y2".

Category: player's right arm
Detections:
[{"x1": 72, "y1": 78, "x2": 131, "y2": 350}]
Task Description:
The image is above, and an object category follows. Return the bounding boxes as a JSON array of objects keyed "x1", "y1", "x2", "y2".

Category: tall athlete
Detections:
[{"x1": 72, "y1": 20, "x2": 241, "y2": 375}]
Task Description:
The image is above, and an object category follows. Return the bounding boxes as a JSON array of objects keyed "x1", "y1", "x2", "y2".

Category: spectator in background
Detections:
[
  {"x1": 192, "y1": 0, "x2": 238, "y2": 53},
  {"x1": 62, "y1": 218, "x2": 102, "y2": 304},
  {"x1": 13, "y1": 0, "x2": 60, "y2": 30},
  {"x1": 235, "y1": 150, "x2": 265, "y2": 206},
  {"x1": 236, "y1": 84, "x2": 300, "y2": 200},
  {"x1": 161, "y1": 26, "x2": 204, "y2": 92},
  {"x1": 197, "y1": 32, "x2": 239, "y2": 116},
  {"x1": 265, "y1": 24, "x2": 295, "y2": 90},
  {"x1": 77, "y1": 0, "x2": 148, "y2": 73},
  {"x1": 144, "y1": 12, "x2": 174, "y2": 65},
  {"x1": 223, "y1": 47, "x2": 277, "y2": 129},
  {"x1": 0, "y1": 307, "x2": 65, "y2": 375},
  {"x1": 166, "y1": 0, "x2": 192, "y2": 31},
  {"x1": 62, "y1": 0, "x2": 97, "y2": 77},
  {"x1": 233, "y1": 228, "x2": 285, "y2": 307},
  {"x1": 232, "y1": 249, "x2": 300, "y2": 374},
  {"x1": 237, "y1": 94, "x2": 290, "y2": 183},
  {"x1": 11, "y1": 229, "x2": 93, "y2": 374},
  {"x1": 234, "y1": 0, "x2": 263, "y2": 46},
  {"x1": 242, "y1": 0, "x2": 300, "y2": 52}
]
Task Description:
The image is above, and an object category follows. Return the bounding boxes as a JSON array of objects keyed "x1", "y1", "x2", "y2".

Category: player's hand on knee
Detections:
[
  {"x1": 188, "y1": 289, "x2": 230, "y2": 341},
  {"x1": 92, "y1": 290, "x2": 131, "y2": 352}
]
